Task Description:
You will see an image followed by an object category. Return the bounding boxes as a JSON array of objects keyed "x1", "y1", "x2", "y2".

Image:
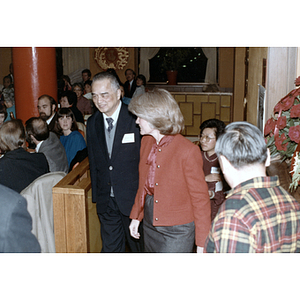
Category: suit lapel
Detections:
[
  {"x1": 94, "y1": 111, "x2": 109, "y2": 161},
  {"x1": 111, "y1": 103, "x2": 131, "y2": 161}
]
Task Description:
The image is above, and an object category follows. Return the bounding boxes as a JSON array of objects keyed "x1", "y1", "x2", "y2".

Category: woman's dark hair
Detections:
[
  {"x1": 0, "y1": 104, "x2": 8, "y2": 121},
  {"x1": 54, "y1": 107, "x2": 78, "y2": 135},
  {"x1": 136, "y1": 74, "x2": 146, "y2": 86},
  {"x1": 84, "y1": 80, "x2": 92, "y2": 87},
  {"x1": 61, "y1": 91, "x2": 77, "y2": 106},
  {"x1": 200, "y1": 118, "x2": 226, "y2": 140}
]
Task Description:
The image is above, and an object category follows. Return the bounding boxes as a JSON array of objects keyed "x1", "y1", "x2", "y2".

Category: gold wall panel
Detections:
[
  {"x1": 208, "y1": 95, "x2": 220, "y2": 114},
  {"x1": 186, "y1": 115, "x2": 201, "y2": 136},
  {"x1": 170, "y1": 92, "x2": 232, "y2": 136},
  {"x1": 221, "y1": 95, "x2": 231, "y2": 107},
  {"x1": 220, "y1": 107, "x2": 231, "y2": 122},
  {"x1": 179, "y1": 102, "x2": 193, "y2": 126},
  {"x1": 173, "y1": 94, "x2": 186, "y2": 104},
  {"x1": 187, "y1": 95, "x2": 206, "y2": 114},
  {"x1": 201, "y1": 103, "x2": 216, "y2": 123}
]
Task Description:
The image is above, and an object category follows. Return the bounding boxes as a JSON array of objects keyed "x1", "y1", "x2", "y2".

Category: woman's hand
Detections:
[
  {"x1": 205, "y1": 173, "x2": 221, "y2": 182},
  {"x1": 129, "y1": 219, "x2": 140, "y2": 239},
  {"x1": 197, "y1": 246, "x2": 204, "y2": 253}
]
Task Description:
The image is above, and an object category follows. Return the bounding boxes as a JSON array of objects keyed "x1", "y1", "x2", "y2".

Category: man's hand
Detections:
[{"x1": 129, "y1": 219, "x2": 140, "y2": 239}]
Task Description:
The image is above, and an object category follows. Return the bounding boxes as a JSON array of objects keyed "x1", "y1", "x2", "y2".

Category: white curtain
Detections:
[
  {"x1": 62, "y1": 47, "x2": 90, "y2": 84},
  {"x1": 139, "y1": 48, "x2": 160, "y2": 82},
  {"x1": 201, "y1": 47, "x2": 217, "y2": 84}
]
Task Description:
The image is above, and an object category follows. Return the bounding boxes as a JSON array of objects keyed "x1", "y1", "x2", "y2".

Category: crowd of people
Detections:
[{"x1": 1, "y1": 65, "x2": 300, "y2": 253}]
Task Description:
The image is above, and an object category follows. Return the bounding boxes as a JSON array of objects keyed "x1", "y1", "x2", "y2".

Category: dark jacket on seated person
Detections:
[
  {"x1": 0, "y1": 147, "x2": 49, "y2": 193},
  {"x1": 0, "y1": 183, "x2": 41, "y2": 253}
]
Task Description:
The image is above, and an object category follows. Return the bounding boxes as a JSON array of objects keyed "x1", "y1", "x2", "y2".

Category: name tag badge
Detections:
[{"x1": 122, "y1": 133, "x2": 135, "y2": 143}]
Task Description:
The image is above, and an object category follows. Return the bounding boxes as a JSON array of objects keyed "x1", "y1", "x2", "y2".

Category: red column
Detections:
[{"x1": 12, "y1": 47, "x2": 57, "y2": 122}]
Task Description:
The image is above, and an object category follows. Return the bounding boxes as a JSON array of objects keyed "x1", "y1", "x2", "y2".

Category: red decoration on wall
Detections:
[{"x1": 94, "y1": 47, "x2": 129, "y2": 70}]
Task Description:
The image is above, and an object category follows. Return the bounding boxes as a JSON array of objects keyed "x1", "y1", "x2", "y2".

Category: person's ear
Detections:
[
  {"x1": 219, "y1": 155, "x2": 231, "y2": 173},
  {"x1": 265, "y1": 148, "x2": 271, "y2": 167},
  {"x1": 117, "y1": 88, "x2": 121, "y2": 100}
]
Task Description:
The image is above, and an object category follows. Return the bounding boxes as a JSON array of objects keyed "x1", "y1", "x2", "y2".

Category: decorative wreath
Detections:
[{"x1": 94, "y1": 47, "x2": 129, "y2": 70}]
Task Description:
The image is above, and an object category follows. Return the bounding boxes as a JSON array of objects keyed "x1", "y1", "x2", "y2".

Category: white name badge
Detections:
[{"x1": 122, "y1": 133, "x2": 135, "y2": 143}]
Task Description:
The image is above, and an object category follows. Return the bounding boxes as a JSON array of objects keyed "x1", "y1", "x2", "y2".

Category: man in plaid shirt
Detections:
[{"x1": 204, "y1": 121, "x2": 300, "y2": 253}]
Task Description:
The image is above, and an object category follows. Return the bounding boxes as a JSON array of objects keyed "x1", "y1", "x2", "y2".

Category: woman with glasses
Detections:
[{"x1": 199, "y1": 118, "x2": 228, "y2": 221}]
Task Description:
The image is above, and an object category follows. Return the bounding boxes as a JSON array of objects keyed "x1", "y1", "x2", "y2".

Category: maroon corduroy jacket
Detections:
[{"x1": 130, "y1": 134, "x2": 211, "y2": 247}]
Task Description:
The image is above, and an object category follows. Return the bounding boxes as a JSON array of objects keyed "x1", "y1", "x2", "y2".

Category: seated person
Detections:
[
  {"x1": 0, "y1": 183, "x2": 41, "y2": 253},
  {"x1": 2, "y1": 75, "x2": 13, "y2": 91},
  {"x1": 0, "y1": 104, "x2": 7, "y2": 128},
  {"x1": 0, "y1": 119, "x2": 49, "y2": 193},
  {"x1": 132, "y1": 74, "x2": 146, "y2": 99},
  {"x1": 54, "y1": 108, "x2": 86, "y2": 168},
  {"x1": 60, "y1": 90, "x2": 85, "y2": 124},
  {"x1": 120, "y1": 83, "x2": 131, "y2": 105},
  {"x1": 199, "y1": 118, "x2": 229, "y2": 221},
  {"x1": 2, "y1": 88, "x2": 15, "y2": 121},
  {"x1": 25, "y1": 117, "x2": 69, "y2": 173},
  {"x1": 83, "y1": 80, "x2": 96, "y2": 115},
  {"x1": 72, "y1": 82, "x2": 92, "y2": 115}
]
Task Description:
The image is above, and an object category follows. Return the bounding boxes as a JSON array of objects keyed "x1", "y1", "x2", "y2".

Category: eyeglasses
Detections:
[{"x1": 198, "y1": 134, "x2": 216, "y2": 142}]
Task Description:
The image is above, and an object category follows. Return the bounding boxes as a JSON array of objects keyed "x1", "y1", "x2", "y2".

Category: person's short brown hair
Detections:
[
  {"x1": 0, "y1": 119, "x2": 26, "y2": 152},
  {"x1": 128, "y1": 88, "x2": 184, "y2": 135},
  {"x1": 25, "y1": 117, "x2": 49, "y2": 142}
]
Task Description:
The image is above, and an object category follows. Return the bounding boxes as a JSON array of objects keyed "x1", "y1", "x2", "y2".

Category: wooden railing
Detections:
[{"x1": 52, "y1": 157, "x2": 100, "y2": 253}]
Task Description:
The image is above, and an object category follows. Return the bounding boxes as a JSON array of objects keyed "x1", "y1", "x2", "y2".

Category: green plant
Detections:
[{"x1": 161, "y1": 48, "x2": 190, "y2": 71}]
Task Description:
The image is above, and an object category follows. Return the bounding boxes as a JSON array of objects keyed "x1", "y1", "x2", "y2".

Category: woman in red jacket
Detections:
[{"x1": 128, "y1": 89, "x2": 211, "y2": 253}]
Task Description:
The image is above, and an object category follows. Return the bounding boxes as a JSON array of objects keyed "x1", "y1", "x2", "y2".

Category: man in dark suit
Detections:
[
  {"x1": 0, "y1": 184, "x2": 41, "y2": 253},
  {"x1": 37, "y1": 94, "x2": 58, "y2": 133},
  {"x1": 25, "y1": 117, "x2": 69, "y2": 173},
  {"x1": 86, "y1": 72, "x2": 143, "y2": 253},
  {"x1": 123, "y1": 68, "x2": 137, "y2": 98}
]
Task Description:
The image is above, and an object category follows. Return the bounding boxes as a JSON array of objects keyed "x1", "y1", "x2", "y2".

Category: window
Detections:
[{"x1": 149, "y1": 47, "x2": 208, "y2": 83}]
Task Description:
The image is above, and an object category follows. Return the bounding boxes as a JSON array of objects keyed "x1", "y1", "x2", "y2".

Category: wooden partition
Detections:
[{"x1": 52, "y1": 157, "x2": 92, "y2": 253}]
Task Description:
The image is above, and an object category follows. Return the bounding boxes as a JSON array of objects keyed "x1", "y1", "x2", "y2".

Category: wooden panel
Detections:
[
  {"x1": 173, "y1": 94, "x2": 185, "y2": 104},
  {"x1": 52, "y1": 157, "x2": 100, "y2": 253},
  {"x1": 180, "y1": 102, "x2": 193, "y2": 126},
  {"x1": 208, "y1": 95, "x2": 220, "y2": 114},
  {"x1": 201, "y1": 102, "x2": 216, "y2": 123},
  {"x1": 164, "y1": 91, "x2": 231, "y2": 137},
  {"x1": 187, "y1": 95, "x2": 201, "y2": 114},
  {"x1": 186, "y1": 115, "x2": 201, "y2": 136},
  {"x1": 221, "y1": 107, "x2": 231, "y2": 122},
  {"x1": 221, "y1": 95, "x2": 231, "y2": 107},
  {"x1": 53, "y1": 192, "x2": 67, "y2": 253},
  {"x1": 65, "y1": 194, "x2": 89, "y2": 253}
]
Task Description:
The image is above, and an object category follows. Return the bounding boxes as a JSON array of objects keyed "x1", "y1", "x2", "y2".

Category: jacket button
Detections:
[
  {"x1": 155, "y1": 200, "x2": 158, "y2": 203},
  {"x1": 155, "y1": 183, "x2": 158, "y2": 186},
  {"x1": 109, "y1": 166, "x2": 113, "y2": 170},
  {"x1": 157, "y1": 165, "x2": 160, "y2": 168},
  {"x1": 155, "y1": 218, "x2": 158, "y2": 221},
  {"x1": 158, "y1": 149, "x2": 162, "y2": 152}
]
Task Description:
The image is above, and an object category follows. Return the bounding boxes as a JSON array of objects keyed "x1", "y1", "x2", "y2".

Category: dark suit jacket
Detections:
[
  {"x1": 48, "y1": 112, "x2": 58, "y2": 133},
  {"x1": 86, "y1": 102, "x2": 141, "y2": 216},
  {"x1": 39, "y1": 132, "x2": 69, "y2": 173},
  {"x1": 0, "y1": 184, "x2": 41, "y2": 253},
  {"x1": 124, "y1": 80, "x2": 137, "y2": 98},
  {"x1": 0, "y1": 148, "x2": 49, "y2": 193}
]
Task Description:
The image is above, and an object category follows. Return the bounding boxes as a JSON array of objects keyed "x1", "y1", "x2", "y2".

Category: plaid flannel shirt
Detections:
[{"x1": 204, "y1": 176, "x2": 300, "y2": 253}]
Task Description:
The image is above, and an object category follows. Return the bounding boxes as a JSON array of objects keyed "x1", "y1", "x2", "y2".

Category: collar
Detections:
[
  {"x1": 103, "y1": 101, "x2": 122, "y2": 129},
  {"x1": 47, "y1": 113, "x2": 55, "y2": 125},
  {"x1": 227, "y1": 176, "x2": 280, "y2": 198},
  {"x1": 35, "y1": 140, "x2": 44, "y2": 152}
]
